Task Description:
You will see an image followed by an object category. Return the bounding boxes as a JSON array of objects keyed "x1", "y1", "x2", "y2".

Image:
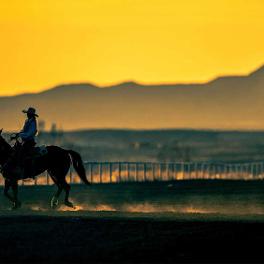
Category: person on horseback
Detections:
[
  {"x1": 12, "y1": 107, "x2": 38, "y2": 178},
  {"x1": 0, "y1": 127, "x2": 89, "y2": 210}
]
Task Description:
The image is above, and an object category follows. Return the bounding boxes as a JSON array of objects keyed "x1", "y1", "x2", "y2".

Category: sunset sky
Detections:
[{"x1": 0, "y1": 0, "x2": 263, "y2": 96}]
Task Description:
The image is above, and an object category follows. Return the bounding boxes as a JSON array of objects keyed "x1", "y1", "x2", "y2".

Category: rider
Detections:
[
  {"x1": 19, "y1": 107, "x2": 38, "y2": 150},
  {"x1": 13, "y1": 107, "x2": 38, "y2": 178}
]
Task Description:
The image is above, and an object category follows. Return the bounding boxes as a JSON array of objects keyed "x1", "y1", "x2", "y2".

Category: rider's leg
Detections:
[
  {"x1": 21, "y1": 140, "x2": 36, "y2": 178},
  {"x1": 16, "y1": 142, "x2": 27, "y2": 178}
]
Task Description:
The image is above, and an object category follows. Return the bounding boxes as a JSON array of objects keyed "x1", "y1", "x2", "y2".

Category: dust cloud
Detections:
[{"x1": 29, "y1": 201, "x2": 264, "y2": 215}]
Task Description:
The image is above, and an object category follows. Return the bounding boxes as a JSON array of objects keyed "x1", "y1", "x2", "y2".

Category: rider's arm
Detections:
[
  {"x1": 18, "y1": 120, "x2": 27, "y2": 139},
  {"x1": 19, "y1": 119, "x2": 37, "y2": 140},
  {"x1": 19, "y1": 120, "x2": 27, "y2": 134}
]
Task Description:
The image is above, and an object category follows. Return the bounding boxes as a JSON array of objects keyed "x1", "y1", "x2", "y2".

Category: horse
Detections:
[{"x1": 0, "y1": 129, "x2": 90, "y2": 210}]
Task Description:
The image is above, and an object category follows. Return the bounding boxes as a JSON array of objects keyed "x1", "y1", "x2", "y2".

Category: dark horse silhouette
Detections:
[{"x1": 0, "y1": 129, "x2": 90, "y2": 209}]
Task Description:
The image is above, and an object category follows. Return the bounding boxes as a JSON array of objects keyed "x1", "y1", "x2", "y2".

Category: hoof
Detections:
[
  {"x1": 12, "y1": 201, "x2": 21, "y2": 210},
  {"x1": 50, "y1": 196, "x2": 59, "y2": 209},
  {"x1": 64, "y1": 201, "x2": 74, "y2": 208}
]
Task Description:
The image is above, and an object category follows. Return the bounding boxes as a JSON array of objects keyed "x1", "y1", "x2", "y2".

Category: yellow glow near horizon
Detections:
[{"x1": 0, "y1": 0, "x2": 263, "y2": 96}]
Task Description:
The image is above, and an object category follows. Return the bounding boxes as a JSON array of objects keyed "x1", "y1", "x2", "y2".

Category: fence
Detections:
[{"x1": 14, "y1": 161, "x2": 264, "y2": 185}]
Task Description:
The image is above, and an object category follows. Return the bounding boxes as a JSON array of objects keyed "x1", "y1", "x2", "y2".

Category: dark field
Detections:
[
  {"x1": 26, "y1": 129, "x2": 264, "y2": 162},
  {"x1": 1, "y1": 181, "x2": 264, "y2": 263}
]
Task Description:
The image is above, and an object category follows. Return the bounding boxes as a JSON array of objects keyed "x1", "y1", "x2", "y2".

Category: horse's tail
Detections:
[{"x1": 68, "y1": 150, "x2": 91, "y2": 185}]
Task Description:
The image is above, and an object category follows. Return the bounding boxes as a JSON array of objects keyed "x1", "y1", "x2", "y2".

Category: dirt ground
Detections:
[
  {"x1": 0, "y1": 214, "x2": 264, "y2": 263},
  {"x1": 0, "y1": 181, "x2": 264, "y2": 263}
]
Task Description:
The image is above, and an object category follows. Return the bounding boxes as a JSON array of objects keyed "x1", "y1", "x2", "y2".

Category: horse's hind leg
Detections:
[
  {"x1": 50, "y1": 184, "x2": 63, "y2": 209},
  {"x1": 63, "y1": 181, "x2": 74, "y2": 208},
  {"x1": 49, "y1": 172, "x2": 63, "y2": 209}
]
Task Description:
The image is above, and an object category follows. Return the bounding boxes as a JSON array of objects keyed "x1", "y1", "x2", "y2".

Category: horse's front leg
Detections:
[
  {"x1": 4, "y1": 179, "x2": 15, "y2": 203},
  {"x1": 11, "y1": 181, "x2": 21, "y2": 209}
]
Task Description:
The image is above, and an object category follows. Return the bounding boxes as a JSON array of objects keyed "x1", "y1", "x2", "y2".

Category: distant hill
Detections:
[{"x1": 1, "y1": 65, "x2": 264, "y2": 131}]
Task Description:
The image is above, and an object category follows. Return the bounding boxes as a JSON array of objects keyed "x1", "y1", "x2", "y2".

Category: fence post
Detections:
[
  {"x1": 159, "y1": 163, "x2": 162, "y2": 180},
  {"x1": 239, "y1": 164, "x2": 243, "y2": 179},
  {"x1": 172, "y1": 163, "x2": 175, "y2": 180},
  {"x1": 166, "y1": 163, "x2": 170, "y2": 181},
  {"x1": 127, "y1": 163, "x2": 130, "y2": 181},
  {"x1": 219, "y1": 164, "x2": 223, "y2": 179},
  {"x1": 118, "y1": 162, "x2": 121, "y2": 182},
  {"x1": 99, "y1": 163, "x2": 102, "y2": 183},
  {"x1": 261, "y1": 163, "x2": 264, "y2": 179},
  {"x1": 226, "y1": 164, "x2": 230, "y2": 179},
  {"x1": 143, "y1": 163, "x2": 147, "y2": 181},
  {"x1": 242, "y1": 164, "x2": 246, "y2": 179},
  {"x1": 181, "y1": 162, "x2": 185, "y2": 179},
  {"x1": 135, "y1": 163, "x2": 139, "y2": 182},
  {"x1": 201, "y1": 163, "x2": 205, "y2": 179},
  {"x1": 212, "y1": 164, "x2": 215, "y2": 179},
  {"x1": 259, "y1": 162, "x2": 262, "y2": 179},
  {"x1": 202, "y1": 163, "x2": 205, "y2": 179},
  {"x1": 236, "y1": 164, "x2": 240, "y2": 179},
  {"x1": 245, "y1": 163, "x2": 249, "y2": 179},
  {"x1": 223, "y1": 164, "x2": 226, "y2": 179},
  {"x1": 152, "y1": 163, "x2": 155, "y2": 181},
  {"x1": 173, "y1": 163, "x2": 177, "y2": 180},
  {"x1": 110, "y1": 163, "x2": 113, "y2": 183},
  {"x1": 256, "y1": 163, "x2": 260, "y2": 179},
  {"x1": 208, "y1": 164, "x2": 211, "y2": 179},
  {"x1": 250, "y1": 163, "x2": 254, "y2": 178},
  {"x1": 194, "y1": 162, "x2": 199, "y2": 179},
  {"x1": 90, "y1": 163, "x2": 93, "y2": 184},
  {"x1": 229, "y1": 164, "x2": 233, "y2": 179},
  {"x1": 187, "y1": 163, "x2": 191, "y2": 179}
]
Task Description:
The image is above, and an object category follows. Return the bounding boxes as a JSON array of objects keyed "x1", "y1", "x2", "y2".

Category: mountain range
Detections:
[{"x1": 1, "y1": 65, "x2": 264, "y2": 131}]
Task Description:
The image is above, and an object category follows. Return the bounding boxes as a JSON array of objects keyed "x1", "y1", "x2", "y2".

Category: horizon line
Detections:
[
  {"x1": 4, "y1": 127, "x2": 264, "y2": 134},
  {"x1": 1, "y1": 63, "x2": 263, "y2": 98}
]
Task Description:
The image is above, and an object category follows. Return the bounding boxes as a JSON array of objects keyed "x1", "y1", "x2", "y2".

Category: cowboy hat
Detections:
[{"x1": 22, "y1": 107, "x2": 39, "y2": 117}]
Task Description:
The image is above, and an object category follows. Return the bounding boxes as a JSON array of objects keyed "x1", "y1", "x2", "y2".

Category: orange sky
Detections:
[{"x1": 0, "y1": 0, "x2": 263, "y2": 96}]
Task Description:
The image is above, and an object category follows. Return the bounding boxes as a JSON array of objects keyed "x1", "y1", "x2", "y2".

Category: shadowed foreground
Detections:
[
  {"x1": 0, "y1": 181, "x2": 264, "y2": 263},
  {"x1": 0, "y1": 214, "x2": 264, "y2": 263}
]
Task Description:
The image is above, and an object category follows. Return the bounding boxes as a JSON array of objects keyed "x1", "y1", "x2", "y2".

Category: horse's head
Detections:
[
  {"x1": 0, "y1": 129, "x2": 5, "y2": 142},
  {"x1": 0, "y1": 128, "x2": 5, "y2": 146}
]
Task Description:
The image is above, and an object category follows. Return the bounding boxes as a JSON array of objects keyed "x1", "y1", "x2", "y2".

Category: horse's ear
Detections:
[{"x1": 0, "y1": 128, "x2": 2, "y2": 135}]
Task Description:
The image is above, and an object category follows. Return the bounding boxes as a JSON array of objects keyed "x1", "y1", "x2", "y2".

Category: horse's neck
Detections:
[
  {"x1": 3, "y1": 142, "x2": 12, "y2": 153},
  {"x1": 0, "y1": 153, "x2": 9, "y2": 166},
  {"x1": 0, "y1": 140, "x2": 12, "y2": 165}
]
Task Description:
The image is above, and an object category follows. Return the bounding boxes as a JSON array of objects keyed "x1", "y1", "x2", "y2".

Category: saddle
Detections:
[
  {"x1": 9, "y1": 145, "x2": 48, "y2": 179},
  {"x1": 21, "y1": 146, "x2": 47, "y2": 179}
]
